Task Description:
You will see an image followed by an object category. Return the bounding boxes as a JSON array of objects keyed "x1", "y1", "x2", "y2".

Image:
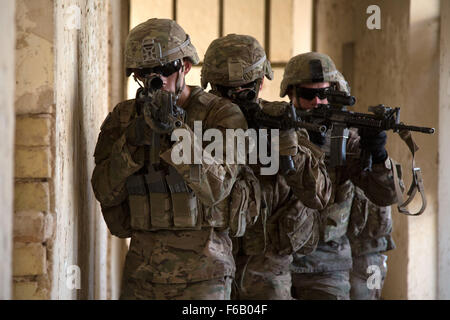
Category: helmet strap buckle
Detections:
[{"x1": 142, "y1": 38, "x2": 164, "y2": 65}]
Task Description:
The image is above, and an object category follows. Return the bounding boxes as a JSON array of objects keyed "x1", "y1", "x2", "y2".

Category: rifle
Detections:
[
  {"x1": 135, "y1": 75, "x2": 185, "y2": 165},
  {"x1": 296, "y1": 89, "x2": 435, "y2": 216},
  {"x1": 296, "y1": 89, "x2": 435, "y2": 167},
  {"x1": 230, "y1": 88, "x2": 327, "y2": 175}
]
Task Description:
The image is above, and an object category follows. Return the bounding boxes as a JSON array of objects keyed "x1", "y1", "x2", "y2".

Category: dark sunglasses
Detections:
[
  {"x1": 296, "y1": 86, "x2": 330, "y2": 100},
  {"x1": 136, "y1": 59, "x2": 183, "y2": 77}
]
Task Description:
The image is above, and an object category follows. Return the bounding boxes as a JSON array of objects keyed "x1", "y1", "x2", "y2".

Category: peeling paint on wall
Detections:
[
  {"x1": 53, "y1": 0, "x2": 113, "y2": 300},
  {"x1": 0, "y1": 0, "x2": 16, "y2": 300}
]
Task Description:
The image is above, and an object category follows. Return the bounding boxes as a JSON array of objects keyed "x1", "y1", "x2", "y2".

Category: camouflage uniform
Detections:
[
  {"x1": 201, "y1": 35, "x2": 331, "y2": 300},
  {"x1": 91, "y1": 19, "x2": 250, "y2": 300},
  {"x1": 347, "y1": 186, "x2": 395, "y2": 300},
  {"x1": 280, "y1": 52, "x2": 400, "y2": 300}
]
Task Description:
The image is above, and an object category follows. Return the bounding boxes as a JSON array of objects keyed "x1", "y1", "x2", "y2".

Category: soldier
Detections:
[
  {"x1": 280, "y1": 52, "x2": 400, "y2": 300},
  {"x1": 347, "y1": 186, "x2": 395, "y2": 300},
  {"x1": 201, "y1": 34, "x2": 332, "y2": 300},
  {"x1": 91, "y1": 19, "x2": 251, "y2": 299}
]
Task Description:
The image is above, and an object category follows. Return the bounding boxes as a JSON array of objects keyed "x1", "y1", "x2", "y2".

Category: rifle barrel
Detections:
[{"x1": 394, "y1": 124, "x2": 435, "y2": 134}]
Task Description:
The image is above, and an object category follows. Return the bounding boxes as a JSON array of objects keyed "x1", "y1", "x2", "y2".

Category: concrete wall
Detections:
[
  {"x1": 0, "y1": 0, "x2": 16, "y2": 300},
  {"x1": 53, "y1": 0, "x2": 114, "y2": 300},
  {"x1": 438, "y1": 0, "x2": 450, "y2": 300},
  {"x1": 11, "y1": 0, "x2": 128, "y2": 300},
  {"x1": 107, "y1": 0, "x2": 130, "y2": 300},
  {"x1": 315, "y1": 0, "x2": 440, "y2": 299},
  {"x1": 406, "y1": 0, "x2": 439, "y2": 300}
]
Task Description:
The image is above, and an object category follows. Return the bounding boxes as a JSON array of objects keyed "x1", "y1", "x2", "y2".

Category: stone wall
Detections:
[
  {"x1": 12, "y1": 0, "x2": 127, "y2": 300},
  {"x1": 13, "y1": 0, "x2": 55, "y2": 300}
]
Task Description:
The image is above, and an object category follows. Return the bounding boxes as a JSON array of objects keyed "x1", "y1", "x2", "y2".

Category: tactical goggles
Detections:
[
  {"x1": 216, "y1": 80, "x2": 259, "y2": 100},
  {"x1": 136, "y1": 59, "x2": 183, "y2": 77},
  {"x1": 295, "y1": 86, "x2": 330, "y2": 100}
]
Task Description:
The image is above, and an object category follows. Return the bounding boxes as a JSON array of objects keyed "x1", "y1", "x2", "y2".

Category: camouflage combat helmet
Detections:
[
  {"x1": 201, "y1": 34, "x2": 273, "y2": 88},
  {"x1": 125, "y1": 18, "x2": 199, "y2": 76},
  {"x1": 280, "y1": 52, "x2": 350, "y2": 97}
]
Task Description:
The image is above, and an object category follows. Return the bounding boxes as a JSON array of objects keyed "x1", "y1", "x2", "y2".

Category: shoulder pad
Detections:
[
  {"x1": 113, "y1": 99, "x2": 137, "y2": 128},
  {"x1": 100, "y1": 100, "x2": 136, "y2": 132},
  {"x1": 259, "y1": 99, "x2": 289, "y2": 117},
  {"x1": 185, "y1": 88, "x2": 248, "y2": 130},
  {"x1": 100, "y1": 112, "x2": 113, "y2": 131},
  {"x1": 196, "y1": 89, "x2": 219, "y2": 108},
  {"x1": 211, "y1": 99, "x2": 248, "y2": 130}
]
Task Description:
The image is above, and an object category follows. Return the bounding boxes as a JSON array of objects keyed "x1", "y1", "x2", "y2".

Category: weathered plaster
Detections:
[
  {"x1": 0, "y1": 0, "x2": 16, "y2": 300},
  {"x1": 438, "y1": 0, "x2": 450, "y2": 300}
]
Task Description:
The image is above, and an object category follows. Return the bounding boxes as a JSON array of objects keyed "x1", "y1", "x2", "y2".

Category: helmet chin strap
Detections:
[
  {"x1": 253, "y1": 79, "x2": 262, "y2": 102},
  {"x1": 133, "y1": 74, "x2": 145, "y2": 89},
  {"x1": 210, "y1": 85, "x2": 221, "y2": 97},
  {"x1": 293, "y1": 85, "x2": 302, "y2": 109},
  {"x1": 174, "y1": 63, "x2": 186, "y2": 104}
]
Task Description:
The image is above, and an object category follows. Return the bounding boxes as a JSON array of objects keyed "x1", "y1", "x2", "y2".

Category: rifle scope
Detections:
[
  {"x1": 145, "y1": 75, "x2": 163, "y2": 91},
  {"x1": 229, "y1": 88, "x2": 256, "y2": 102},
  {"x1": 327, "y1": 91, "x2": 356, "y2": 106}
]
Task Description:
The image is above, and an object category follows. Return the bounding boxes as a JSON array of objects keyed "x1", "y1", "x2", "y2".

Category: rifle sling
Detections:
[{"x1": 391, "y1": 130, "x2": 426, "y2": 216}]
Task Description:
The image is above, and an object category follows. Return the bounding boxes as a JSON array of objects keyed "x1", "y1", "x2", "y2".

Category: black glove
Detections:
[
  {"x1": 358, "y1": 128, "x2": 388, "y2": 164},
  {"x1": 307, "y1": 130, "x2": 326, "y2": 147},
  {"x1": 144, "y1": 90, "x2": 185, "y2": 134}
]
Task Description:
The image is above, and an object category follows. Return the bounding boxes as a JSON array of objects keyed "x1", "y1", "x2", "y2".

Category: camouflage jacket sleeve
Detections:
[
  {"x1": 91, "y1": 102, "x2": 144, "y2": 237},
  {"x1": 258, "y1": 100, "x2": 331, "y2": 210},
  {"x1": 343, "y1": 128, "x2": 401, "y2": 207},
  {"x1": 282, "y1": 129, "x2": 332, "y2": 210},
  {"x1": 161, "y1": 101, "x2": 248, "y2": 207}
]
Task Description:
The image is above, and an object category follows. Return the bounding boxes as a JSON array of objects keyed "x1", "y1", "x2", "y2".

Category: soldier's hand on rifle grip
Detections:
[
  {"x1": 307, "y1": 130, "x2": 326, "y2": 147},
  {"x1": 358, "y1": 128, "x2": 388, "y2": 164}
]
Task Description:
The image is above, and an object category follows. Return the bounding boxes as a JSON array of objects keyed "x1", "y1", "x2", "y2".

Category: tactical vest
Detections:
[
  {"x1": 267, "y1": 196, "x2": 319, "y2": 256},
  {"x1": 320, "y1": 168, "x2": 355, "y2": 243},
  {"x1": 236, "y1": 99, "x2": 323, "y2": 257},
  {"x1": 239, "y1": 174, "x2": 270, "y2": 256},
  {"x1": 123, "y1": 87, "x2": 255, "y2": 232},
  {"x1": 347, "y1": 186, "x2": 395, "y2": 256}
]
